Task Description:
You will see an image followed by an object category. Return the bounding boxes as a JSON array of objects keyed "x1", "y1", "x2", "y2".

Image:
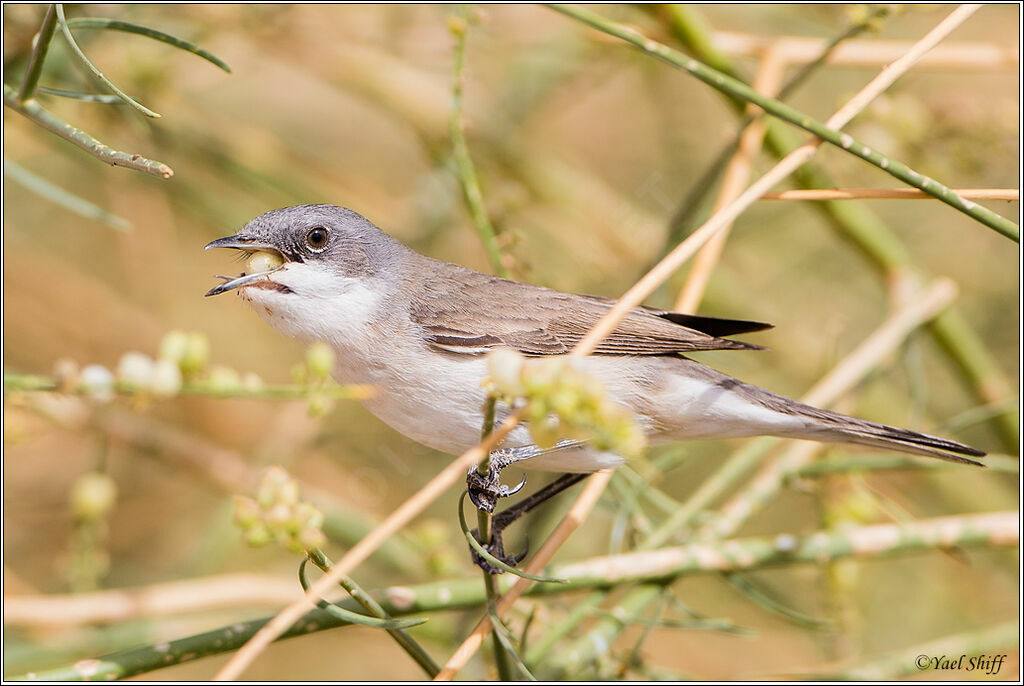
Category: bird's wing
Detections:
[{"x1": 409, "y1": 266, "x2": 771, "y2": 356}]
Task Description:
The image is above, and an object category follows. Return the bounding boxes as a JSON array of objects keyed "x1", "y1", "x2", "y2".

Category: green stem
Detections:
[
  {"x1": 2, "y1": 372, "x2": 369, "y2": 400},
  {"x1": 547, "y1": 4, "x2": 1019, "y2": 242},
  {"x1": 307, "y1": 549, "x2": 439, "y2": 677},
  {"x1": 3, "y1": 85, "x2": 173, "y2": 178},
  {"x1": 450, "y1": 7, "x2": 510, "y2": 278},
  {"x1": 17, "y1": 4, "x2": 58, "y2": 102},
  {"x1": 474, "y1": 395, "x2": 516, "y2": 680}
]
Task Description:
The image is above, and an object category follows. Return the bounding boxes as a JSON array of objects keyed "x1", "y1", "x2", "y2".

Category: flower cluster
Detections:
[
  {"x1": 50, "y1": 330, "x2": 264, "y2": 401},
  {"x1": 485, "y1": 348, "x2": 647, "y2": 459},
  {"x1": 233, "y1": 466, "x2": 327, "y2": 553}
]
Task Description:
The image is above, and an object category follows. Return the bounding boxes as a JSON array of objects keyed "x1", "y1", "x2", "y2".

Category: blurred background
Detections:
[{"x1": 3, "y1": 4, "x2": 1019, "y2": 680}]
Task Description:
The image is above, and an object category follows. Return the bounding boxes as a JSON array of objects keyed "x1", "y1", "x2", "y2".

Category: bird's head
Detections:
[{"x1": 204, "y1": 204, "x2": 404, "y2": 342}]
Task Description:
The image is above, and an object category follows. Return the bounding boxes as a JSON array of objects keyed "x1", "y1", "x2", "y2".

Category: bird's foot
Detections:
[
  {"x1": 465, "y1": 449, "x2": 527, "y2": 513},
  {"x1": 469, "y1": 525, "x2": 529, "y2": 575}
]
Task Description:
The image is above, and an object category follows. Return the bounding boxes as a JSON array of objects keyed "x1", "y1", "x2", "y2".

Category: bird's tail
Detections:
[{"x1": 785, "y1": 400, "x2": 985, "y2": 466}]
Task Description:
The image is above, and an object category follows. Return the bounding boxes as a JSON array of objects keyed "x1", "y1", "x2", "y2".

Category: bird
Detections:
[{"x1": 205, "y1": 204, "x2": 984, "y2": 569}]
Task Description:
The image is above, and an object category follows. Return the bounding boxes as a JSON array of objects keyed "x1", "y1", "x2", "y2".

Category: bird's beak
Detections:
[
  {"x1": 204, "y1": 235, "x2": 280, "y2": 252},
  {"x1": 204, "y1": 234, "x2": 287, "y2": 297}
]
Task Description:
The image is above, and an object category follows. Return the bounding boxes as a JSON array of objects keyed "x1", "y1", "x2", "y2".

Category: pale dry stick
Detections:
[
  {"x1": 211, "y1": 410, "x2": 523, "y2": 681},
  {"x1": 213, "y1": 7, "x2": 980, "y2": 679},
  {"x1": 713, "y1": 31, "x2": 1017, "y2": 70},
  {"x1": 554, "y1": 510, "x2": 1019, "y2": 584},
  {"x1": 675, "y1": 44, "x2": 786, "y2": 313},
  {"x1": 571, "y1": 4, "x2": 981, "y2": 357},
  {"x1": 697, "y1": 278, "x2": 960, "y2": 542},
  {"x1": 4, "y1": 574, "x2": 299, "y2": 626},
  {"x1": 762, "y1": 188, "x2": 1020, "y2": 201},
  {"x1": 434, "y1": 470, "x2": 613, "y2": 681}
]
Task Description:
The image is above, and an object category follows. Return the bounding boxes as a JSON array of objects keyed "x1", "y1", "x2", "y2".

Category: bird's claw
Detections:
[{"x1": 466, "y1": 465, "x2": 527, "y2": 513}]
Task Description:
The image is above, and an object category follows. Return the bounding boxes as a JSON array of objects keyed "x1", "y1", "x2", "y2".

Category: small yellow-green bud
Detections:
[
  {"x1": 486, "y1": 348, "x2": 526, "y2": 397},
  {"x1": 307, "y1": 393, "x2": 333, "y2": 418},
  {"x1": 232, "y1": 495, "x2": 261, "y2": 528},
  {"x1": 158, "y1": 330, "x2": 189, "y2": 364},
  {"x1": 305, "y1": 342, "x2": 335, "y2": 381},
  {"x1": 447, "y1": 14, "x2": 467, "y2": 36},
  {"x1": 293, "y1": 502, "x2": 324, "y2": 530},
  {"x1": 208, "y1": 365, "x2": 241, "y2": 393},
  {"x1": 244, "y1": 522, "x2": 272, "y2": 547},
  {"x1": 180, "y1": 332, "x2": 210, "y2": 376},
  {"x1": 257, "y1": 466, "x2": 292, "y2": 508},
  {"x1": 264, "y1": 503, "x2": 292, "y2": 531},
  {"x1": 70, "y1": 472, "x2": 118, "y2": 520}
]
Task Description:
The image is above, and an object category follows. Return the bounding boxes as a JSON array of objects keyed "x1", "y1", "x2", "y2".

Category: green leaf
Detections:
[
  {"x1": 66, "y1": 17, "x2": 232, "y2": 73},
  {"x1": 37, "y1": 87, "x2": 125, "y2": 104},
  {"x1": 3, "y1": 158, "x2": 132, "y2": 232}
]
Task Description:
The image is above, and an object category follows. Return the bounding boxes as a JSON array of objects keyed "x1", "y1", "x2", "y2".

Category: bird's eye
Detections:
[{"x1": 304, "y1": 226, "x2": 329, "y2": 252}]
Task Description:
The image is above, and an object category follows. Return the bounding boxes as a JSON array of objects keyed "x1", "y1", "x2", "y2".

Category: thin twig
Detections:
[
  {"x1": 713, "y1": 31, "x2": 1019, "y2": 70},
  {"x1": 3, "y1": 85, "x2": 174, "y2": 178},
  {"x1": 762, "y1": 187, "x2": 1019, "y2": 201},
  {"x1": 3, "y1": 573, "x2": 299, "y2": 626},
  {"x1": 3, "y1": 158, "x2": 132, "y2": 231},
  {"x1": 450, "y1": 8, "x2": 509, "y2": 278},
  {"x1": 16, "y1": 4, "x2": 58, "y2": 102}
]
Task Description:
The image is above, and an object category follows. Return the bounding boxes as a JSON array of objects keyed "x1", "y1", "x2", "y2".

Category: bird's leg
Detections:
[
  {"x1": 465, "y1": 447, "x2": 528, "y2": 513},
  {"x1": 471, "y1": 472, "x2": 589, "y2": 574}
]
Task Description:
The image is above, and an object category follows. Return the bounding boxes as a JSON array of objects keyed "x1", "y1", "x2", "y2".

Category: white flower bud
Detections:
[
  {"x1": 151, "y1": 359, "x2": 183, "y2": 396},
  {"x1": 116, "y1": 351, "x2": 155, "y2": 389},
  {"x1": 80, "y1": 364, "x2": 115, "y2": 402}
]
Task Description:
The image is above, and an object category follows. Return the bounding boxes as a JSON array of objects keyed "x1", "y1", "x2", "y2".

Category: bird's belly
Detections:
[{"x1": 340, "y1": 354, "x2": 534, "y2": 456}]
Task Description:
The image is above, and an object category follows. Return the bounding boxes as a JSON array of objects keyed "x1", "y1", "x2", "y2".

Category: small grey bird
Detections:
[{"x1": 206, "y1": 204, "x2": 983, "y2": 566}]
